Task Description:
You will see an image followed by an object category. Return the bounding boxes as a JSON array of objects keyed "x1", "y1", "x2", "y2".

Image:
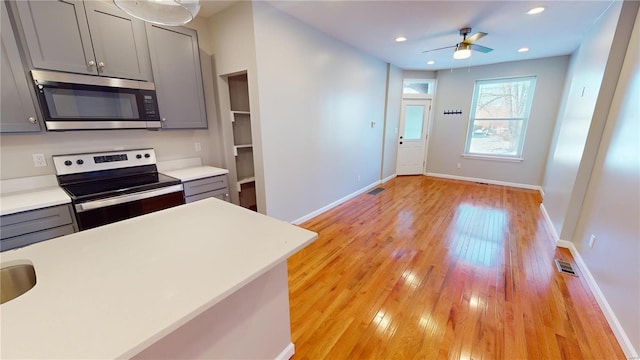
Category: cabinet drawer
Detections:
[
  {"x1": 185, "y1": 188, "x2": 229, "y2": 204},
  {"x1": 183, "y1": 175, "x2": 228, "y2": 197},
  {"x1": 1, "y1": 224, "x2": 74, "y2": 251},
  {"x1": 0, "y1": 205, "x2": 73, "y2": 240}
]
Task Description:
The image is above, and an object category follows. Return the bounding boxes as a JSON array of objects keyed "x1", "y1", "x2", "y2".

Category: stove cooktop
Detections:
[{"x1": 62, "y1": 172, "x2": 181, "y2": 202}]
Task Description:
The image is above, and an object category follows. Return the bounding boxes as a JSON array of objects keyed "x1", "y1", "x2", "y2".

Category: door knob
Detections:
[
  {"x1": 27, "y1": 116, "x2": 37, "y2": 124},
  {"x1": 88, "y1": 60, "x2": 96, "y2": 67}
]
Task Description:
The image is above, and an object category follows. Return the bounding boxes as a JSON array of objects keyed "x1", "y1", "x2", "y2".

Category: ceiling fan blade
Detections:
[
  {"x1": 464, "y1": 32, "x2": 487, "y2": 44},
  {"x1": 422, "y1": 45, "x2": 457, "y2": 53},
  {"x1": 470, "y1": 43, "x2": 493, "y2": 53}
]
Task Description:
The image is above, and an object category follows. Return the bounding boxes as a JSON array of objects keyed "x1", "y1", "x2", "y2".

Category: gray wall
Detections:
[
  {"x1": 571, "y1": 8, "x2": 640, "y2": 356},
  {"x1": 381, "y1": 63, "x2": 403, "y2": 180},
  {"x1": 251, "y1": 1, "x2": 388, "y2": 223},
  {"x1": 426, "y1": 56, "x2": 569, "y2": 187},
  {"x1": 540, "y1": 2, "x2": 637, "y2": 241}
]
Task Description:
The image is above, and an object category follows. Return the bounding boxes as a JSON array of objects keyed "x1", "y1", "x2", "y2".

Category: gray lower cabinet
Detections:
[
  {"x1": 13, "y1": 0, "x2": 152, "y2": 81},
  {"x1": 146, "y1": 24, "x2": 207, "y2": 129},
  {"x1": 1, "y1": 204, "x2": 75, "y2": 251},
  {"x1": 183, "y1": 175, "x2": 230, "y2": 204},
  {"x1": 1, "y1": 1, "x2": 41, "y2": 133}
]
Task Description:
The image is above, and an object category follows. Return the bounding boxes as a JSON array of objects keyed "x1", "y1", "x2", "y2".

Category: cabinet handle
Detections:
[
  {"x1": 98, "y1": 61, "x2": 105, "y2": 69},
  {"x1": 161, "y1": 118, "x2": 167, "y2": 122},
  {"x1": 28, "y1": 116, "x2": 37, "y2": 124},
  {"x1": 88, "y1": 60, "x2": 96, "y2": 67}
]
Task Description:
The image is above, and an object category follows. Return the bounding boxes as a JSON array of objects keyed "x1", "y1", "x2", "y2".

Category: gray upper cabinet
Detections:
[
  {"x1": 146, "y1": 24, "x2": 207, "y2": 129},
  {"x1": 83, "y1": 1, "x2": 151, "y2": 81},
  {"x1": 15, "y1": 0, "x2": 152, "y2": 81},
  {"x1": 1, "y1": 1, "x2": 41, "y2": 133}
]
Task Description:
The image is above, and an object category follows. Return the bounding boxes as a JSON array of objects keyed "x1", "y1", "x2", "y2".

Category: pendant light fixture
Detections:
[
  {"x1": 453, "y1": 43, "x2": 472, "y2": 60},
  {"x1": 113, "y1": 0, "x2": 201, "y2": 26}
]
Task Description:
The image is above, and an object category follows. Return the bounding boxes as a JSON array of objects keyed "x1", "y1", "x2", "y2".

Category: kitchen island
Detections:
[{"x1": 0, "y1": 198, "x2": 317, "y2": 359}]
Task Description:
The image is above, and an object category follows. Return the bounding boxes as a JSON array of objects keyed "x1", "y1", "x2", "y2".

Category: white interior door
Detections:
[{"x1": 396, "y1": 98, "x2": 431, "y2": 175}]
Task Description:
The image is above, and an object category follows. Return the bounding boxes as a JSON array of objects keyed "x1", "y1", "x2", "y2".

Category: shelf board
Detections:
[
  {"x1": 237, "y1": 176, "x2": 256, "y2": 192},
  {"x1": 230, "y1": 111, "x2": 250, "y2": 121},
  {"x1": 233, "y1": 144, "x2": 253, "y2": 156}
]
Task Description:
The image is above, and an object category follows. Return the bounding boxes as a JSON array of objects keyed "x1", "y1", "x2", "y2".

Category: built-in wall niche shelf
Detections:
[{"x1": 227, "y1": 72, "x2": 257, "y2": 212}]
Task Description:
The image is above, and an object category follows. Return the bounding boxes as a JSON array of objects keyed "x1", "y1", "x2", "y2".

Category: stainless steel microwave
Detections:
[{"x1": 31, "y1": 70, "x2": 161, "y2": 131}]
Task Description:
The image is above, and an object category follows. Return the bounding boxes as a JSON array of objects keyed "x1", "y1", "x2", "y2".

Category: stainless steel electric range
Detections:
[{"x1": 53, "y1": 149, "x2": 184, "y2": 231}]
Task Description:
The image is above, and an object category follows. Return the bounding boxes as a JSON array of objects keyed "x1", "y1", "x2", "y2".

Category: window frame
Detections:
[{"x1": 464, "y1": 76, "x2": 537, "y2": 160}]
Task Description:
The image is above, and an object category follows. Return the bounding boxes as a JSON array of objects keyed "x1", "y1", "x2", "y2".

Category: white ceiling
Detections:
[{"x1": 198, "y1": 0, "x2": 616, "y2": 71}]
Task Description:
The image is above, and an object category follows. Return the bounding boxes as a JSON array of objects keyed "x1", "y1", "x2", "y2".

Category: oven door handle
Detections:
[{"x1": 75, "y1": 184, "x2": 184, "y2": 213}]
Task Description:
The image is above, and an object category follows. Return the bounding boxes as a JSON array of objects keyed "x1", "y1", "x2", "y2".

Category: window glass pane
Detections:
[
  {"x1": 403, "y1": 80, "x2": 431, "y2": 94},
  {"x1": 468, "y1": 119, "x2": 523, "y2": 156},
  {"x1": 474, "y1": 78, "x2": 534, "y2": 119},
  {"x1": 465, "y1": 76, "x2": 536, "y2": 158},
  {"x1": 403, "y1": 105, "x2": 424, "y2": 140}
]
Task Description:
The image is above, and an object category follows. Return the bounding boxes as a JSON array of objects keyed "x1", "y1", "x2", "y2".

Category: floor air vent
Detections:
[
  {"x1": 554, "y1": 259, "x2": 577, "y2": 276},
  {"x1": 367, "y1": 187, "x2": 385, "y2": 195}
]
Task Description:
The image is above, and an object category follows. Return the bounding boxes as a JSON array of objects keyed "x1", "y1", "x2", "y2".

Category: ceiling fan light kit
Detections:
[
  {"x1": 422, "y1": 27, "x2": 493, "y2": 60},
  {"x1": 453, "y1": 43, "x2": 472, "y2": 59},
  {"x1": 113, "y1": 0, "x2": 201, "y2": 26}
]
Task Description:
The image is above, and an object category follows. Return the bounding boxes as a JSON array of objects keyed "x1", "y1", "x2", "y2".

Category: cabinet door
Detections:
[
  {"x1": 146, "y1": 24, "x2": 207, "y2": 129},
  {"x1": 1, "y1": 2, "x2": 41, "y2": 133},
  {"x1": 15, "y1": 0, "x2": 97, "y2": 75},
  {"x1": 84, "y1": 1, "x2": 152, "y2": 81}
]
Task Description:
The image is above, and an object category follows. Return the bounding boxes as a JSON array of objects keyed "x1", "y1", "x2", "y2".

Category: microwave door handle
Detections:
[{"x1": 75, "y1": 185, "x2": 183, "y2": 213}]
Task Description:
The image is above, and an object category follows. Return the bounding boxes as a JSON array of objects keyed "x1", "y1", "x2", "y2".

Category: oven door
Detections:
[{"x1": 74, "y1": 185, "x2": 185, "y2": 231}]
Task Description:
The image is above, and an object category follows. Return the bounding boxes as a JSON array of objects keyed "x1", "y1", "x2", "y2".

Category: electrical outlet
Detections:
[
  {"x1": 32, "y1": 153, "x2": 47, "y2": 167},
  {"x1": 457, "y1": 163, "x2": 462, "y2": 169},
  {"x1": 589, "y1": 234, "x2": 596, "y2": 248},
  {"x1": 195, "y1": 142, "x2": 201, "y2": 152},
  {"x1": 357, "y1": 175, "x2": 361, "y2": 184}
]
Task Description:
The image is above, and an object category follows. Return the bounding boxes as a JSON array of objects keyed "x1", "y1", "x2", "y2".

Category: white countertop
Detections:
[
  {"x1": 0, "y1": 175, "x2": 71, "y2": 216},
  {"x1": 0, "y1": 199, "x2": 317, "y2": 359},
  {"x1": 162, "y1": 166, "x2": 229, "y2": 182}
]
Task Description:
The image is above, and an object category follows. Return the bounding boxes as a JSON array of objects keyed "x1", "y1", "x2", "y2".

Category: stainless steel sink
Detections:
[{"x1": 1, "y1": 263, "x2": 36, "y2": 304}]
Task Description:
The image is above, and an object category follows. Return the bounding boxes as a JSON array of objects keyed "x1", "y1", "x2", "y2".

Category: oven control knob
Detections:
[
  {"x1": 76, "y1": 159, "x2": 84, "y2": 165},
  {"x1": 144, "y1": 153, "x2": 150, "y2": 158},
  {"x1": 64, "y1": 160, "x2": 72, "y2": 166},
  {"x1": 136, "y1": 154, "x2": 142, "y2": 159}
]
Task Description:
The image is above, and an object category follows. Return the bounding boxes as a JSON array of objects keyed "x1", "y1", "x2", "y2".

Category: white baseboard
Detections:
[
  {"x1": 539, "y1": 203, "x2": 560, "y2": 243},
  {"x1": 381, "y1": 173, "x2": 397, "y2": 184},
  {"x1": 275, "y1": 342, "x2": 295, "y2": 360},
  {"x1": 291, "y1": 180, "x2": 380, "y2": 225},
  {"x1": 556, "y1": 240, "x2": 638, "y2": 359},
  {"x1": 425, "y1": 172, "x2": 543, "y2": 193}
]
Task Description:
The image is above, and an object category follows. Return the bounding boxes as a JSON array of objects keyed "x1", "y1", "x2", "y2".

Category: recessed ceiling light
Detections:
[
  {"x1": 427, "y1": 60, "x2": 435, "y2": 65},
  {"x1": 527, "y1": 7, "x2": 545, "y2": 15},
  {"x1": 395, "y1": 36, "x2": 407, "y2": 42},
  {"x1": 518, "y1": 47, "x2": 529, "y2": 53}
]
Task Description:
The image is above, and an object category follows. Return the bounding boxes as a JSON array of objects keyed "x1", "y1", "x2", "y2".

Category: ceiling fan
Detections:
[{"x1": 423, "y1": 28, "x2": 493, "y2": 59}]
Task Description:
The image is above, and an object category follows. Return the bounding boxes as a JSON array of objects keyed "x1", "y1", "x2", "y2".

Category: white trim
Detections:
[
  {"x1": 381, "y1": 173, "x2": 397, "y2": 184},
  {"x1": 556, "y1": 240, "x2": 638, "y2": 359},
  {"x1": 291, "y1": 180, "x2": 381, "y2": 225},
  {"x1": 539, "y1": 204, "x2": 559, "y2": 242},
  {"x1": 425, "y1": 172, "x2": 542, "y2": 192},
  {"x1": 274, "y1": 342, "x2": 295, "y2": 360},
  {"x1": 461, "y1": 154, "x2": 524, "y2": 162}
]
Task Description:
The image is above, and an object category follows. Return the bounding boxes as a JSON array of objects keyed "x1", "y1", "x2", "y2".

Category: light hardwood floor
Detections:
[{"x1": 288, "y1": 176, "x2": 625, "y2": 359}]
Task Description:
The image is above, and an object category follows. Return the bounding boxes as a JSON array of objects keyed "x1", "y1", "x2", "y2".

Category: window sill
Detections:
[{"x1": 462, "y1": 154, "x2": 524, "y2": 163}]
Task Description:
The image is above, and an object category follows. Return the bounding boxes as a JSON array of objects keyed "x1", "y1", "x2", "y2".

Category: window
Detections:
[
  {"x1": 465, "y1": 76, "x2": 537, "y2": 158},
  {"x1": 403, "y1": 79, "x2": 433, "y2": 95}
]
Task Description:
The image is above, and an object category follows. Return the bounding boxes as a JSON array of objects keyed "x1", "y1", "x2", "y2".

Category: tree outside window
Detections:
[{"x1": 465, "y1": 76, "x2": 537, "y2": 158}]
